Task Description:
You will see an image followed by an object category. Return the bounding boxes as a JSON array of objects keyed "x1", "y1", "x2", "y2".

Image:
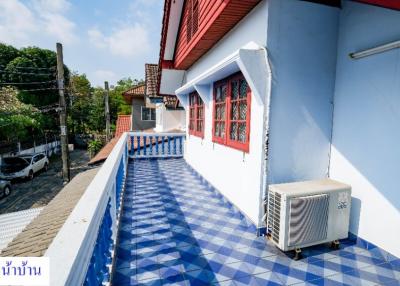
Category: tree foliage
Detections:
[
  {"x1": 0, "y1": 43, "x2": 70, "y2": 107},
  {"x1": 67, "y1": 75, "x2": 142, "y2": 135},
  {"x1": 0, "y1": 87, "x2": 45, "y2": 141}
]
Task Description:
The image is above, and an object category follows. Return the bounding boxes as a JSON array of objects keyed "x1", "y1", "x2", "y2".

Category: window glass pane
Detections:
[
  {"x1": 230, "y1": 122, "x2": 238, "y2": 141},
  {"x1": 142, "y1": 108, "x2": 149, "y2": 120},
  {"x1": 214, "y1": 122, "x2": 220, "y2": 137},
  {"x1": 221, "y1": 122, "x2": 225, "y2": 138},
  {"x1": 239, "y1": 123, "x2": 246, "y2": 142},
  {"x1": 231, "y1": 80, "x2": 239, "y2": 100},
  {"x1": 231, "y1": 102, "x2": 239, "y2": 120},
  {"x1": 151, "y1": 109, "x2": 156, "y2": 120},
  {"x1": 239, "y1": 80, "x2": 247, "y2": 98},
  {"x1": 239, "y1": 101, "x2": 247, "y2": 120},
  {"x1": 197, "y1": 120, "x2": 203, "y2": 132},
  {"x1": 221, "y1": 85, "x2": 227, "y2": 100},
  {"x1": 216, "y1": 105, "x2": 220, "y2": 120}
]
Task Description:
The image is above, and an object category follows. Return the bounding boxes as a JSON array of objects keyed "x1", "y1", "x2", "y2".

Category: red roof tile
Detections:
[
  {"x1": 115, "y1": 115, "x2": 131, "y2": 138},
  {"x1": 145, "y1": 64, "x2": 160, "y2": 97},
  {"x1": 122, "y1": 84, "x2": 146, "y2": 103}
]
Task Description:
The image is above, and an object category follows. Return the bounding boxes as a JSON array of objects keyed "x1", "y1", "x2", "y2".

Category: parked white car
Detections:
[{"x1": 0, "y1": 153, "x2": 49, "y2": 180}]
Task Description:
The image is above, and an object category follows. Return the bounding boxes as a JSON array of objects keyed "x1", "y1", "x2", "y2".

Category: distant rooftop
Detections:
[
  {"x1": 122, "y1": 84, "x2": 145, "y2": 104},
  {"x1": 145, "y1": 63, "x2": 160, "y2": 98}
]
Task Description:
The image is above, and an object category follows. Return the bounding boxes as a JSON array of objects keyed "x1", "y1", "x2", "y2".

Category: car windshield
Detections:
[{"x1": 21, "y1": 156, "x2": 33, "y2": 162}]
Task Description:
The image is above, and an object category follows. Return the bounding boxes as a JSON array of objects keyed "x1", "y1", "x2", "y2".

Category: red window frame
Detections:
[
  {"x1": 188, "y1": 91, "x2": 204, "y2": 138},
  {"x1": 212, "y1": 72, "x2": 251, "y2": 152}
]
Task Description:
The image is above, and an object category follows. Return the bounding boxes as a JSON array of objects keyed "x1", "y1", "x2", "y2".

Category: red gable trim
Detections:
[
  {"x1": 157, "y1": 0, "x2": 173, "y2": 96},
  {"x1": 174, "y1": 0, "x2": 261, "y2": 70},
  {"x1": 356, "y1": 0, "x2": 400, "y2": 10}
]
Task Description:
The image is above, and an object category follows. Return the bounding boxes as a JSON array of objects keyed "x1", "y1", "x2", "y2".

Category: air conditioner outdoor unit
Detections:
[{"x1": 267, "y1": 179, "x2": 351, "y2": 258}]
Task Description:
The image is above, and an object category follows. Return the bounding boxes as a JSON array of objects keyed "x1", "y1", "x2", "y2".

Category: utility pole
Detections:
[
  {"x1": 104, "y1": 81, "x2": 111, "y2": 142},
  {"x1": 56, "y1": 43, "x2": 70, "y2": 182}
]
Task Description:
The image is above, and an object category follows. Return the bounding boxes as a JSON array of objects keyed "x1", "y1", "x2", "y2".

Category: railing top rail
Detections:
[
  {"x1": 45, "y1": 133, "x2": 128, "y2": 286},
  {"x1": 127, "y1": 132, "x2": 185, "y2": 137}
]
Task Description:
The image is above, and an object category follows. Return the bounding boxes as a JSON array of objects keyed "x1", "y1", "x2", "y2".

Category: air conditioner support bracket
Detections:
[
  {"x1": 331, "y1": 240, "x2": 340, "y2": 250},
  {"x1": 293, "y1": 248, "x2": 302, "y2": 261}
]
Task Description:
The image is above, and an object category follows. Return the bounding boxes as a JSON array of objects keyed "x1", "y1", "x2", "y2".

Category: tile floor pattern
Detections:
[{"x1": 113, "y1": 159, "x2": 400, "y2": 286}]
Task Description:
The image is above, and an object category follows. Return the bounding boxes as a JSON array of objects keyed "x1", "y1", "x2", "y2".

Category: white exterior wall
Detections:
[
  {"x1": 329, "y1": 2, "x2": 400, "y2": 258},
  {"x1": 266, "y1": 0, "x2": 339, "y2": 184},
  {"x1": 155, "y1": 103, "x2": 186, "y2": 132},
  {"x1": 183, "y1": 1, "x2": 268, "y2": 225}
]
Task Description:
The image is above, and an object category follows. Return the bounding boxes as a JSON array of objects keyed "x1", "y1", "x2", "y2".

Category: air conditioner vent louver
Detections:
[
  {"x1": 268, "y1": 191, "x2": 281, "y2": 243},
  {"x1": 288, "y1": 194, "x2": 329, "y2": 246}
]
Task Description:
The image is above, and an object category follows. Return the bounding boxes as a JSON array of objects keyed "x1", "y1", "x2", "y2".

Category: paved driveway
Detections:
[{"x1": 0, "y1": 149, "x2": 92, "y2": 214}]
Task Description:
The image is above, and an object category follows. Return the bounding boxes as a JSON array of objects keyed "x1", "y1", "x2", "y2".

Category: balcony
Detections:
[{"x1": 45, "y1": 132, "x2": 400, "y2": 286}]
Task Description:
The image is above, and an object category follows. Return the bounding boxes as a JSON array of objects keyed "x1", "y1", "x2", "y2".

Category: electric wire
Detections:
[
  {"x1": 0, "y1": 80, "x2": 57, "y2": 85},
  {"x1": 0, "y1": 64, "x2": 56, "y2": 71},
  {"x1": 0, "y1": 70, "x2": 56, "y2": 76}
]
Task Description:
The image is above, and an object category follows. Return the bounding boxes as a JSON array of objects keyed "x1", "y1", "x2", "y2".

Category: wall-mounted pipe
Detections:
[{"x1": 349, "y1": 40, "x2": 400, "y2": 59}]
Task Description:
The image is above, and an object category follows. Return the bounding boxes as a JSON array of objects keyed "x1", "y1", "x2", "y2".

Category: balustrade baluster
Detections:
[
  {"x1": 130, "y1": 136, "x2": 134, "y2": 156},
  {"x1": 173, "y1": 136, "x2": 177, "y2": 155},
  {"x1": 179, "y1": 136, "x2": 183, "y2": 155},
  {"x1": 167, "y1": 137, "x2": 171, "y2": 155},
  {"x1": 162, "y1": 136, "x2": 165, "y2": 155},
  {"x1": 143, "y1": 136, "x2": 147, "y2": 155},
  {"x1": 136, "y1": 136, "x2": 141, "y2": 156},
  {"x1": 149, "y1": 136, "x2": 153, "y2": 155},
  {"x1": 155, "y1": 136, "x2": 159, "y2": 155}
]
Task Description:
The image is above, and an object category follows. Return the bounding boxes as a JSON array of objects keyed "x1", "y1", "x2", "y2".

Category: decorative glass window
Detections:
[
  {"x1": 189, "y1": 91, "x2": 204, "y2": 138},
  {"x1": 141, "y1": 107, "x2": 156, "y2": 121},
  {"x1": 212, "y1": 72, "x2": 251, "y2": 152}
]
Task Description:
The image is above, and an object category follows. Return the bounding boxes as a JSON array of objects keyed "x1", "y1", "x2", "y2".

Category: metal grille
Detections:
[
  {"x1": 288, "y1": 194, "x2": 329, "y2": 247},
  {"x1": 268, "y1": 191, "x2": 281, "y2": 243}
]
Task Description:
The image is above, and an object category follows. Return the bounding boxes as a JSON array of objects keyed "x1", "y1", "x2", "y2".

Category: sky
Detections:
[{"x1": 0, "y1": 0, "x2": 164, "y2": 87}]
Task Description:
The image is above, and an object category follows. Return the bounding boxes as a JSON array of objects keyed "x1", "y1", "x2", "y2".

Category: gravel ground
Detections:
[{"x1": 0, "y1": 149, "x2": 94, "y2": 214}]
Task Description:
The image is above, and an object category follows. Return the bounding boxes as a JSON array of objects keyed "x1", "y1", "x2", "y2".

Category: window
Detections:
[
  {"x1": 186, "y1": 0, "x2": 199, "y2": 43},
  {"x1": 189, "y1": 91, "x2": 204, "y2": 138},
  {"x1": 141, "y1": 107, "x2": 156, "y2": 121},
  {"x1": 212, "y1": 72, "x2": 251, "y2": 152}
]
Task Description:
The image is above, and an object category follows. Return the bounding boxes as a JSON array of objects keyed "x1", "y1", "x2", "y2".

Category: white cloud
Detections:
[
  {"x1": 92, "y1": 70, "x2": 118, "y2": 86},
  {"x1": 0, "y1": 0, "x2": 77, "y2": 47},
  {"x1": 33, "y1": 0, "x2": 71, "y2": 13},
  {"x1": 88, "y1": 24, "x2": 150, "y2": 57},
  {"x1": 40, "y1": 13, "x2": 77, "y2": 44},
  {"x1": 0, "y1": 0, "x2": 38, "y2": 45}
]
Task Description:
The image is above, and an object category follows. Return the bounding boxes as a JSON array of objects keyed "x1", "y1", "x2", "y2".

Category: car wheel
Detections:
[
  {"x1": 44, "y1": 163, "x2": 49, "y2": 171},
  {"x1": 3, "y1": 186, "x2": 11, "y2": 197},
  {"x1": 28, "y1": 170, "x2": 34, "y2": 180}
]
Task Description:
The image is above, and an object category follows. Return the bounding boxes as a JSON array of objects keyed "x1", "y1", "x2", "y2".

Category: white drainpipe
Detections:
[{"x1": 259, "y1": 47, "x2": 273, "y2": 235}]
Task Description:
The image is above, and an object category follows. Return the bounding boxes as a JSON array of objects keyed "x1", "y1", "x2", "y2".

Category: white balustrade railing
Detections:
[
  {"x1": 128, "y1": 132, "x2": 185, "y2": 158},
  {"x1": 45, "y1": 131, "x2": 185, "y2": 286}
]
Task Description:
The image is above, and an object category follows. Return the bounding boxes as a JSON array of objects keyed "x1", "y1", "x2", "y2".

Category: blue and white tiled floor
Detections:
[{"x1": 113, "y1": 158, "x2": 400, "y2": 286}]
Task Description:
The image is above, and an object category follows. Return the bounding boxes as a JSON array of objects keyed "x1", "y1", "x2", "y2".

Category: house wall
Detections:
[
  {"x1": 155, "y1": 103, "x2": 186, "y2": 132},
  {"x1": 266, "y1": 0, "x2": 339, "y2": 184},
  {"x1": 329, "y1": 1, "x2": 400, "y2": 258},
  {"x1": 183, "y1": 1, "x2": 268, "y2": 225},
  {"x1": 131, "y1": 98, "x2": 155, "y2": 131}
]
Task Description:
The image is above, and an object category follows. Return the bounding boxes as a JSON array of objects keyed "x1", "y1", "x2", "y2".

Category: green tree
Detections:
[
  {"x1": 0, "y1": 44, "x2": 70, "y2": 107},
  {"x1": 0, "y1": 87, "x2": 44, "y2": 141},
  {"x1": 68, "y1": 72, "x2": 92, "y2": 134}
]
